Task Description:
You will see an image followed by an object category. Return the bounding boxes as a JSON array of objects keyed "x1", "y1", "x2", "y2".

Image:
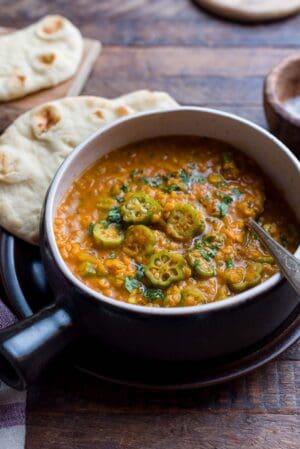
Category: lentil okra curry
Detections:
[{"x1": 54, "y1": 136, "x2": 299, "y2": 307}]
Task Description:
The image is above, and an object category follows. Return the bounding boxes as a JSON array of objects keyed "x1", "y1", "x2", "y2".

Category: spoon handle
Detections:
[{"x1": 248, "y1": 218, "x2": 300, "y2": 297}]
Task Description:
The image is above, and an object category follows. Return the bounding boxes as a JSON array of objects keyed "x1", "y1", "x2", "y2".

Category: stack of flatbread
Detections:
[
  {"x1": 0, "y1": 15, "x2": 83, "y2": 101},
  {"x1": 0, "y1": 91, "x2": 178, "y2": 244}
]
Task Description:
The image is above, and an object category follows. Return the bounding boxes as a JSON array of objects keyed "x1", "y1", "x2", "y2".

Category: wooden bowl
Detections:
[{"x1": 264, "y1": 54, "x2": 300, "y2": 157}]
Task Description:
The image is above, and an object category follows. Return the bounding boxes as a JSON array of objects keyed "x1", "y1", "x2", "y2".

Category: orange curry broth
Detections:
[{"x1": 54, "y1": 136, "x2": 299, "y2": 307}]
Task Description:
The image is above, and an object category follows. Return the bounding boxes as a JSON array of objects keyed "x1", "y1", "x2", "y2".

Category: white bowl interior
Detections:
[{"x1": 47, "y1": 108, "x2": 300, "y2": 314}]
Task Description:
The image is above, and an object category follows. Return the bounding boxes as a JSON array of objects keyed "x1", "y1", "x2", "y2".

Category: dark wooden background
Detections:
[{"x1": 1, "y1": 0, "x2": 299, "y2": 447}]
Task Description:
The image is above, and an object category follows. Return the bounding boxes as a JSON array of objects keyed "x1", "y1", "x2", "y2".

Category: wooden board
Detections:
[
  {"x1": 0, "y1": 27, "x2": 101, "y2": 133},
  {"x1": 195, "y1": 0, "x2": 300, "y2": 22}
]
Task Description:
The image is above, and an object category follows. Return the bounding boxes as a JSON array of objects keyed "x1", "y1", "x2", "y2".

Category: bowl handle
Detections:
[{"x1": 0, "y1": 302, "x2": 76, "y2": 390}]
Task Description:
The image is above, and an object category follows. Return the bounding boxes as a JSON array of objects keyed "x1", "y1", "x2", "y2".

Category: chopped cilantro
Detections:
[
  {"x1": 191, "y1": 174, "x2": 206, "y2": 184},
  {"x1": 124, "y1": 277, "x2": 139, "y2": 293},
  {"x1": 202, "y1": 247, "x2": 218, "y2": 260},
  {"x1": 141, "y1": 169, "x2": 206, "y2": 192},
  {"x1": 162, "y1": 184, "x2": 180, "y2": 193},
  {"x1": 225, "y1": 258, "x2": 234, "y2": 268},
  {"x1": 217, "y1": 193, "x2": 233, "y2": 204},
  {"x1": 203, "y1": 235, "x2": 214, "y2": 244},
  {"x1": 121, "y1": 183, "x2": 129, "y2": 193},
  {"x1": 180, "y1": 169, "x2": 190, "y2": 185},
  {"x1": 87, "y1": 222, "x2": 95, "y2": 236},
  {"x1": 107, "y1": 207, "x2": 122, "y2": 224},
  {"x1": 81, "y1": 261, "x2": 97, "y2": 276},
  {"x1": 232, "y1": 188, "x2": 243, "y2": 198},
  {"x1": 130, "y1": 169, "x2": 142, "y2": 176},
  {"x1": 142, "y1": 175, "x2": 162, "y2": 187},
  {"x1": 194, "y1": 238, "x2": 202, "y2": 250},
  {"x1": 203, "y1": 235, "x2": 224, "y2": 249},
  {"x1": 143, "y1": 288, "x2": 165, "y2": 301},
  {"x1": 199, "y1": 248, "x2": 213, "y2": 261},
  {"x1": 194, "y1": 239, "x2": 218, "y2": 260},
  {"x1": 136, "y1": 264, "x2": 145, "y2": 280},
  {"x1": 115, "y1": 196, "x2": 124, "y2": 203},
  {"x1": 218, "y1": 202, "x2": 228, "y2": 217},
  {"x1": 100, "y1": 220, "x2": 109, "y2": 229},
  {"x1": 193, "y1": 260, "x2": 201, "y2": 270}
]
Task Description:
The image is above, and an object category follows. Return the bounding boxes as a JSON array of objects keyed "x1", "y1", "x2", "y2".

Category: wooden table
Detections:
[{"x1": 1, "y1": 1, "x2": 299, "y2": 448}]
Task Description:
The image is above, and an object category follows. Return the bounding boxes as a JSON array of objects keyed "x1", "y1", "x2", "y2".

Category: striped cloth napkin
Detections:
[{"x1": 0, "y1": 301, "x2": 26, "y2": 449}]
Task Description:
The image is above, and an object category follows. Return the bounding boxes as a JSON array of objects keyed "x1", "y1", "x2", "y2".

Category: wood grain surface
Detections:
[{"x1": 0, "y1": 1, "x2": 298, "y2": 448}]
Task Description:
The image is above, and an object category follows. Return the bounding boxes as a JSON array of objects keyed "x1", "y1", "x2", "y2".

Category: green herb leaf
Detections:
[
  {"x1": 100, "y1": 220, "x2": 109, "y2": 229},
  {"x1": 194, "y1": 239, "x2": 218, "y2": 260},
  {"x1": 108, "y1": 252, "x2": 116, "y2": 259},
  {"x1": 202, "y1": 247, "x2": 218, "y2": 260},
  {"x1": 180, "y1": 169, "x2": 190, "y2": 185},
  {"x1": 142, "y1": 175, "x2": 162, "y2": 187},
  {"x1": 225, "y1": 258, "x2": 234, "y2": 268},
  {"x1": 191, "y1": 173, "x2": 206, "y2": 184},
  {"x1": 203, "y1": 235, "x2": 224, "y2": 249},
  {"x1": 130, "y1": 169, "x2": 142, "y2": 176},
  {"x1": 143, "y1": 288, "x2": 165, "y2": 301},
  {"x1": 136, "y1": 264, "x2": 145, "y2": 280},
  {"x1": 162, "y1": 184, "x2": 180, "y2": 193},
  {"x1": 121, "y1": 184, "x2": 129, "y2": 193},
  {"x1": 218, "y1": 202, "x2": 228, "y2": 217},
  {"x1": 107, "y1": 207, "x2": 122, "y2": 224},
  {"x1": 124, "y1": 277, "x2": 139, "y2": 293},
  {"x1": 231, "y1": 188, "x2": 243, "y2": 198},
  {"x1": 199, "y1": 249, "x2": 212, "y2": 261},
  {"x1": 115, "y1": 196, "x2": 125, "y2": 203},
  {"x1": 217, "y1": 193, "x2": 233, "y2": 204},
  {"x1": 87, "y1": 222, "x2": 95, "y2": 236},
  {"x1": 81, "y1": 261, "x2": 97, "y2": 277}
]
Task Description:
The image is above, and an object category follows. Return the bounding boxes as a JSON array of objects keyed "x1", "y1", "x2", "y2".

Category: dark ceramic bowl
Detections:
[{"x1": 0, "y1": 107, "x2": 299, "y2": 390}]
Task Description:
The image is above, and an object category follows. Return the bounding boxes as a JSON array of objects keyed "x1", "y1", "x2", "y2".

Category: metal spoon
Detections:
[{"x1": 248, "y1": 218, "x2": 300, "y2": 296}]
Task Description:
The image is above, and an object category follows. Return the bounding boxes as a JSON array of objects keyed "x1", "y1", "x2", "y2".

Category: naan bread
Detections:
[
  {"x1": 0, "y1": 15, "x2": 83, "y2": 101},
  {"x1": 0, "y1": 91, "x2": 178, "y2": 244}
]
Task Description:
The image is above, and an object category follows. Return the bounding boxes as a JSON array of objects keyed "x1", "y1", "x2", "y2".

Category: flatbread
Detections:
[
  {"x1": 0, "y1": 91, "x2": 178, "y2": 244},
  {"x1": 0, "y1": 15, "x2": 83, "y2": 101}
]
